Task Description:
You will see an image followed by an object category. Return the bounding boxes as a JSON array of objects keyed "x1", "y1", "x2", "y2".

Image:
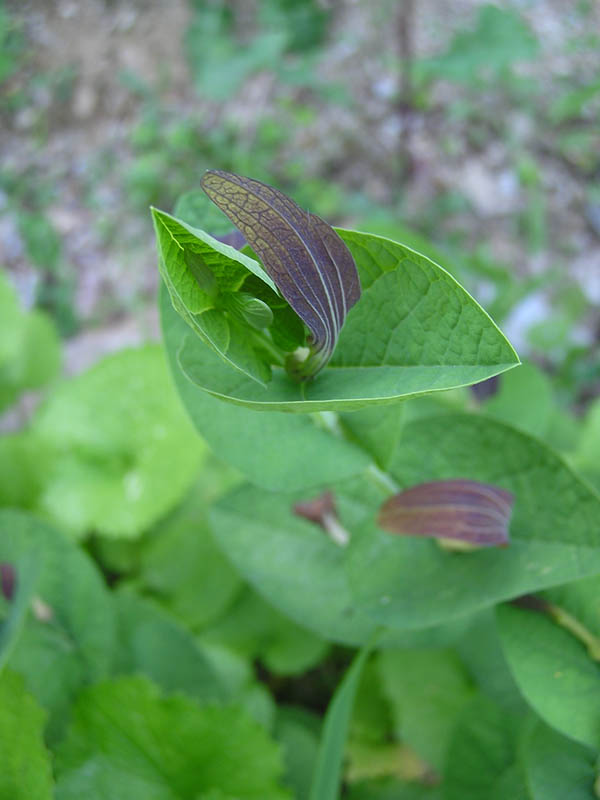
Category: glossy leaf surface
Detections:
[{"x1": 178, "y1": 229, "x2": 519, "y2": 411}]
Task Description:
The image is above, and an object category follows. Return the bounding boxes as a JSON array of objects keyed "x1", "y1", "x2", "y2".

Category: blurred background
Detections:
[{"x1": 1, "y1": 0, "x2": 599, "y2": 416}]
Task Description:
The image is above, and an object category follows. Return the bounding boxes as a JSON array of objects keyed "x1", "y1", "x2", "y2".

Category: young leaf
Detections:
[
  {"x1": 201, "y1": 169, "x2": 361, "y2": 378},
  {"x1": 152, "y1": 207, "x2": 279, "y2": 385},
  {"x1": 378, "y1": 479, "x2": 514, "y2": 547}
]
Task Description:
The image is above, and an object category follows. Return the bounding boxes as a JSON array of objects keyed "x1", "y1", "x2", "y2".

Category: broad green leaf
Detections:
[
  {"x1": 161, "y1": 285, "x2": 372, "y2": 491},
  {"x1": 346, "y1": 414, "x2": 600, "y2": 631},
  {"x1": 208, "y1": 481, "x2": 388, "y2": 646},
  {"x1": 0, "y1": 553, "x2": 39, "y2": 672},
  {"x1": 522, "y1": 721, "x2": 598, "y2": 800},
  {"x1": 0, "y1": 510, "x2": 115, "y2": 743},
  {"x1": 309, "y1": 641, "x2": 375, "y2": 800},
  {"x1": 443, "y1": 695, "x2": 524, "y2": 799},
  {"x1": 209, "y1": 480, "x2": 487, "y2": 646},
  {"x1": 137, "y1": 469, "x2": 242, "y2": 630},
  {"x1": 497, "y1": 600, "x2": 600, "y2": 749},
  {"x1": 0, "y1": 670, "x2": 53, "y2": 800},
  {"x1": 32, "y1": 345, "x2": 205, "y2": 538},
  {"x1": 377, "y1": 649, "x2": 474, "y2": 772},
  {"x1": 202, "y1": 586, "x2": 329, "y2": 676},
  {"x1": 54, "y1": 676, "x2": 290, "y2": 800},
  {"x1": 112, "y1": 588, "x2": 224, "y2": 702},
  {"x1": 178, "y1": 229, "x2": 519, "y2": 411}
]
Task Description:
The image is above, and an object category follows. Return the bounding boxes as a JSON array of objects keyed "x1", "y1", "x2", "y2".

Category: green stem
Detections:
[{"x1": 546, "y1": 602, "x2": 600, "y2": 662}]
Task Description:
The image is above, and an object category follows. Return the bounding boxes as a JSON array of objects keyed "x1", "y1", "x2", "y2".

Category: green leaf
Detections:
[
  {"x1": 202, "y1": 586, "x2": 329, "y2": 676},
  {"x1": 0, "y1": 553, "x2": 39, "y2": 672},
  {"x1": 32, "y1": 345, "x2": 205, "y2": 538},
  {"x1": 274, "y1": 707, "x2": 321, "y2": 800},
  {"x1": 209, "y1": 481, "x2": 383, "y2": 645},
  {"x1": 0, "y1": 432, "x2": 51, "y2": 510},
  {"x1": 497, "y1": 600, "x2": 600, "y2": 749},
  {"x1": 522, "y1": 721, "x2": 598, "y2": 800},
  {"x1": 574, "y1": 398, "x2": 600, "y2": 490},
  {"x1": 209, "y1": 480, "x2": 490, "y2": 647},
  {"x1": 112, "y1": 588, "x2": 225, "y2": 702},
  {"x1": 339, "y1": 404, "x2": 405, "y2": 471},
  {"x1": 309, "y1": 641, "x2": 376, "y2": 800},
  {"x1": 346, "y1": 414, "x2": 600, "y2": 631},
  {"x1": 482, "y1": 362, "x2": 554, "y2": 438},
  {"x1": 152, "y1": 207, "x2": 277, "y2": 385},
  {"x1": 178, "y1": 229, "x2": 519, "y2": 411},
  {"x1": 454, "y1": 609, "x2": 527, "y2": 713},
  {"x1": 161, "y1": 285, "x2": 372, "y2": 491},
  {"x1": 443, "y1": 695, "x2": 524, "y2": 799},
  {"x1": 137, "y1": 470, "x2": 242, "y2": 630},
  {"x1": 377, "y1": 648, "x2": 474, "y2": 772},
  {"x1": 0, "y1": 510, "x2": 115, "y2": 743},
  {"x1": 54, "y1": 676, "x2": 290, "y2": 800},
  {"x1": 0, "y1": 670, "x2": 53, "y2": 800}
]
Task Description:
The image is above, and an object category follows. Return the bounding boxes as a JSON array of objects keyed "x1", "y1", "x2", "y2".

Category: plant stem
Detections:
[{"x1": 546, "y1": 602, "x2": 600, "y2": 662}]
